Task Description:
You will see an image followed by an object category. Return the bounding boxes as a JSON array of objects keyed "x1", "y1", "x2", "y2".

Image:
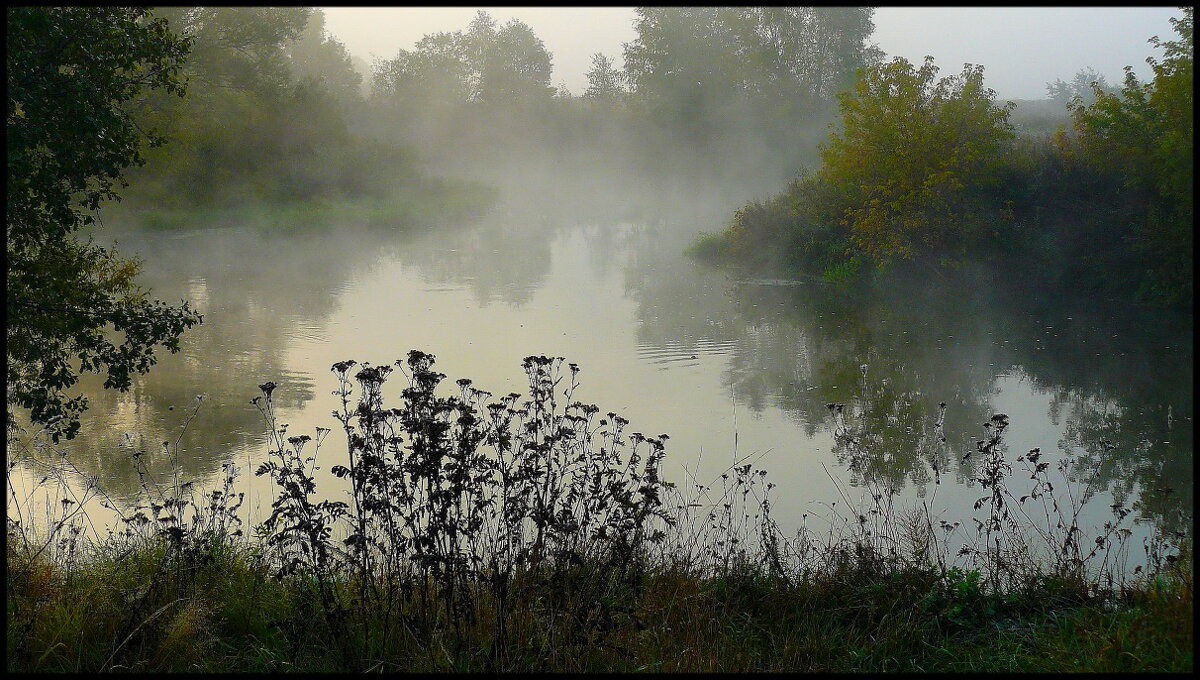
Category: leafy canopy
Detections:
[
  {"x1": 371, "y1": 11, "x2": 553, "y2": 108},
  {"x1": 1066, "y1": 7, "x2": 1192, "y2": 304},
  {"x1": 584, "y1": 53, "x2": 625, "y2": 104},
  {"x1": 153, "y1": 7, "x2": 312, "y2": 98},
  {"x1": 286, "y1": 8, "x2": 363, "y2": 103},
  {"x1": 1046, "y1": 67, "x2": 1116, "y2": 107},
  {"x1": 127, "y1": 7, "x2": 377, "y2": 206},
  {"x1": 623, "y1": 7, "x2": 878, "y2": 125},
  {"x1": 7, "y1": 7, "x2": 202, "y2": 440},
  {"x1": 818, "y1": 56, "x2": 1015, "y2": 267}
]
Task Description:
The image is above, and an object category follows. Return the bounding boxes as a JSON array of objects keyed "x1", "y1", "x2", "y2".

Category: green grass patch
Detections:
[
  {"x1": 105, "y1": 176, "x2": 498, "y2": 234},
  {"x1": 7, "y1": 536, "x2": 1192, "y2": 672}
]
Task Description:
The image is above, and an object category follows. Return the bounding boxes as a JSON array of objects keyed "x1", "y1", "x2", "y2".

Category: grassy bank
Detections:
[
  {"x1": 102, "y1": 176, "x2": 498, "y2": 234},
  {"x1": 7, "y1": 354, "x2": 1192, "y2": 672},
  {"x1": 7, "y1": 539, "x2": 1191, "y2": 672}
]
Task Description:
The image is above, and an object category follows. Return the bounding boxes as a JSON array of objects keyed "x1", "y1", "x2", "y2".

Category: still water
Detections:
[{"x1": 9, "y1": 196, "x2": 1193, "y2": 552}]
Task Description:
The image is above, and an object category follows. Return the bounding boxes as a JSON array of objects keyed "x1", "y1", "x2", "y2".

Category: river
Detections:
[{"x1": 7, "y1": 192, "x2": 1193, "y2": 563}]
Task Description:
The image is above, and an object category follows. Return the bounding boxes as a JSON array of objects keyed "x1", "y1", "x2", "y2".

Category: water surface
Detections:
[{"x1": 9, "y1": 197, "x2": 1193, "y2": 551}]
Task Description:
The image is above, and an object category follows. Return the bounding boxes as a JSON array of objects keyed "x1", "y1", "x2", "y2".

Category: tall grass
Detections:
[{"x1": 6, "y1": 353, "x2": 1192, "y2": 671}]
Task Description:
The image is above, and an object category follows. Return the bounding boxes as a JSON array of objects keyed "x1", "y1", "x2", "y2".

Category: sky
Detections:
[{"x1": 321, "y1": 6, "x2": 1183, "y2": 100}]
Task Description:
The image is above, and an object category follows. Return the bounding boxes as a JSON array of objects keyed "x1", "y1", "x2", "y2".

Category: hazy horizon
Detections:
[{"x1": 322, "y1": 6, "x2": 1182, "y2": 100}]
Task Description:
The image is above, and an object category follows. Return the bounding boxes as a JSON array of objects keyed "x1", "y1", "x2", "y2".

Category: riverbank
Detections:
[
  {"x1": 101, "y1": 175, "x2": 498, "y2": 234},
  {"x1": 7, "y1": 515, "x2": 1192, "y2": 672}
]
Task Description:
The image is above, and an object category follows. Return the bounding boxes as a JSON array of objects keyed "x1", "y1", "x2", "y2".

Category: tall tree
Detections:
[
  {"x1": 819, "y1": 57, "x2": 1016, "y2": 268},
  {"x1": 622, "y1": 7, "x2": 746, "y2": 127},
  {"x1": 286, "y1": 8, "x2": 363, "y2": 104},
  {"x1": 371, "y1": 30, "x2": 472, "y2": 108},
  {"x1": 475, "y1": 18, "x2": 554, "y2": 105},
  {"x1": 584, "y1": 53, "x2": 626, "y2": 104},
  {"x1": 1067, "y1": 7, "x2": 1192, "y2": 304},
  {"x1": 373, "y1": 11, "x2": 554, "y2": 109},
  {"x1": 154, "y1": 7, "x2": 312, "y2": 97},
  {"x1": 622, "y1": 6, "x2": 877, "y2": 146},
  {"x1": 129, "y1": 7, "x2": 344, "y2": 206},
  {"x1": 1046, "y1": 67, "x2": 1115, "y2": 106},
  {"x1": 7, "y1": 7, "x2": 202, "y2": 441},
  {"x1": 464, "y1": 9, "x2": 498, "y2": 101}
]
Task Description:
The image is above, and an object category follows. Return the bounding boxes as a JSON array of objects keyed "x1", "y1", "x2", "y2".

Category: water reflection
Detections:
[
  {"x1": 618, "y1": 224, "x2": 1192, "y2": 529},
  {"x1": 11, "y1": 200, "x2": 1191, "y2": 541},
  {"x1": 397, "y1": 211, "x2": 555, "y2": 308},
  {"x1": 12, "y1": 223, "x2": 373, "y2": 497}
]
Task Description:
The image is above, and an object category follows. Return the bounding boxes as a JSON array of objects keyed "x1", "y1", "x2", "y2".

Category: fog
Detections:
[
  {"x1": 34, "y1": 187, "x2": 1194, "y2": 541},
  {"x1": 323, "y1": 6, "x2": 1178, "y2": 99}
]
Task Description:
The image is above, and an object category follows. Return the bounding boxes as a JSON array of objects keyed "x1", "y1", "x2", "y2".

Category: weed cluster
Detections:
[
  {"x1": 250, "y1": 352, "x2": 672, "y2": 668},
  {"x1": 7, "y1": 396, "x2": 258, "y2": 671},
  {"x1": 814, "y1": 393, "x2": 1189, "y2": 605}
]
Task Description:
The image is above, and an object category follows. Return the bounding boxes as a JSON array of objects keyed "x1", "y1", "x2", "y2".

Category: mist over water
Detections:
[{"x1": 12, "y1": 176, "x2": 1191, "y2": 550}]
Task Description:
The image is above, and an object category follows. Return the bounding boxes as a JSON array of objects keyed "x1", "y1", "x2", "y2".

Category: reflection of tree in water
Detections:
[
  {"x1": 1052, "y1": 391, "x2": 1190, "y2": 534},
  {"x1": 619, "y1": 225, "x2": 1192, "y2": 525},
  {"x1": 397, "y1": 210, "x2": 556, "y2": 308},
  {"x1": 715, "y1": 283, "x2": 1000, "y2": 492},
  {"x1": 36, "y1": 199, "x2": 1186, "y2": 535},
  {"x1": 40, "y1": 200, "x2": 652, "y2": 498},
  {"x1": 392, "y1": 184, "x2": 743, "y2": 310},
  {"x1": 826, "y1": 362, "x2": 952, "y2": 495},
  {"x1": 1009, "y1": 296, "x2": 1193, "y2": 533},
  {"x1": 618, "y1": 226, "x2": 996, "y2": 491},
  {"x1": 12, "y1": 222, "x2": 400, "y2": 499}
]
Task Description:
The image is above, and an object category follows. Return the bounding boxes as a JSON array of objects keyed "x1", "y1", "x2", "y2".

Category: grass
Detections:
[
  {"x1": 683, "y1": 231, "x2": 736, "y2": 262},
  {"x1": 6, "y1": 353, "x2": 1193, "y2": 672},
  {"x1": 8, "y1": 535, "x2": 1190, "y2": 672},
  {"x1": 102, "y1": 175, "x2": 498, "y2": 234}
]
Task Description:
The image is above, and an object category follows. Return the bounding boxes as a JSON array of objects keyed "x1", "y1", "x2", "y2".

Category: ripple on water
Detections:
[
  {"x1": 286, "y1": 323, "x2": 328, "y2": 345},
  {"x1": 636, "y1": 337, "x2": 738, "y2": 369}
]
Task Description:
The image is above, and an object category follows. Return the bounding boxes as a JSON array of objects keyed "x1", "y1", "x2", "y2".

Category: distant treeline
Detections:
[
  {"x1": 697, "y1": 8, "x2": 1193, "y2": 308},
  {"x1": 366, "y1": 7, "x2": 878, "y2": 191},
  {"x1": 126, "y1": 7, "x2": 883, "y2": 208}
]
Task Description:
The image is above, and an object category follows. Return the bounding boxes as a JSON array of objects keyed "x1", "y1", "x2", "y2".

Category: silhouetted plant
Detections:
[{"x1": 250, "y1": 351, "x2": 674, "y2": 668}]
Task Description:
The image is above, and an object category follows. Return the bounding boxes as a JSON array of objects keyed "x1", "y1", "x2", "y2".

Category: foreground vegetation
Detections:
[
  {"x1": 7, "y1": 538, "x2": 1191, "y2": 672},
  {"x1": 8, "y1": 355, "x2": 1192, "y2": 672}
]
